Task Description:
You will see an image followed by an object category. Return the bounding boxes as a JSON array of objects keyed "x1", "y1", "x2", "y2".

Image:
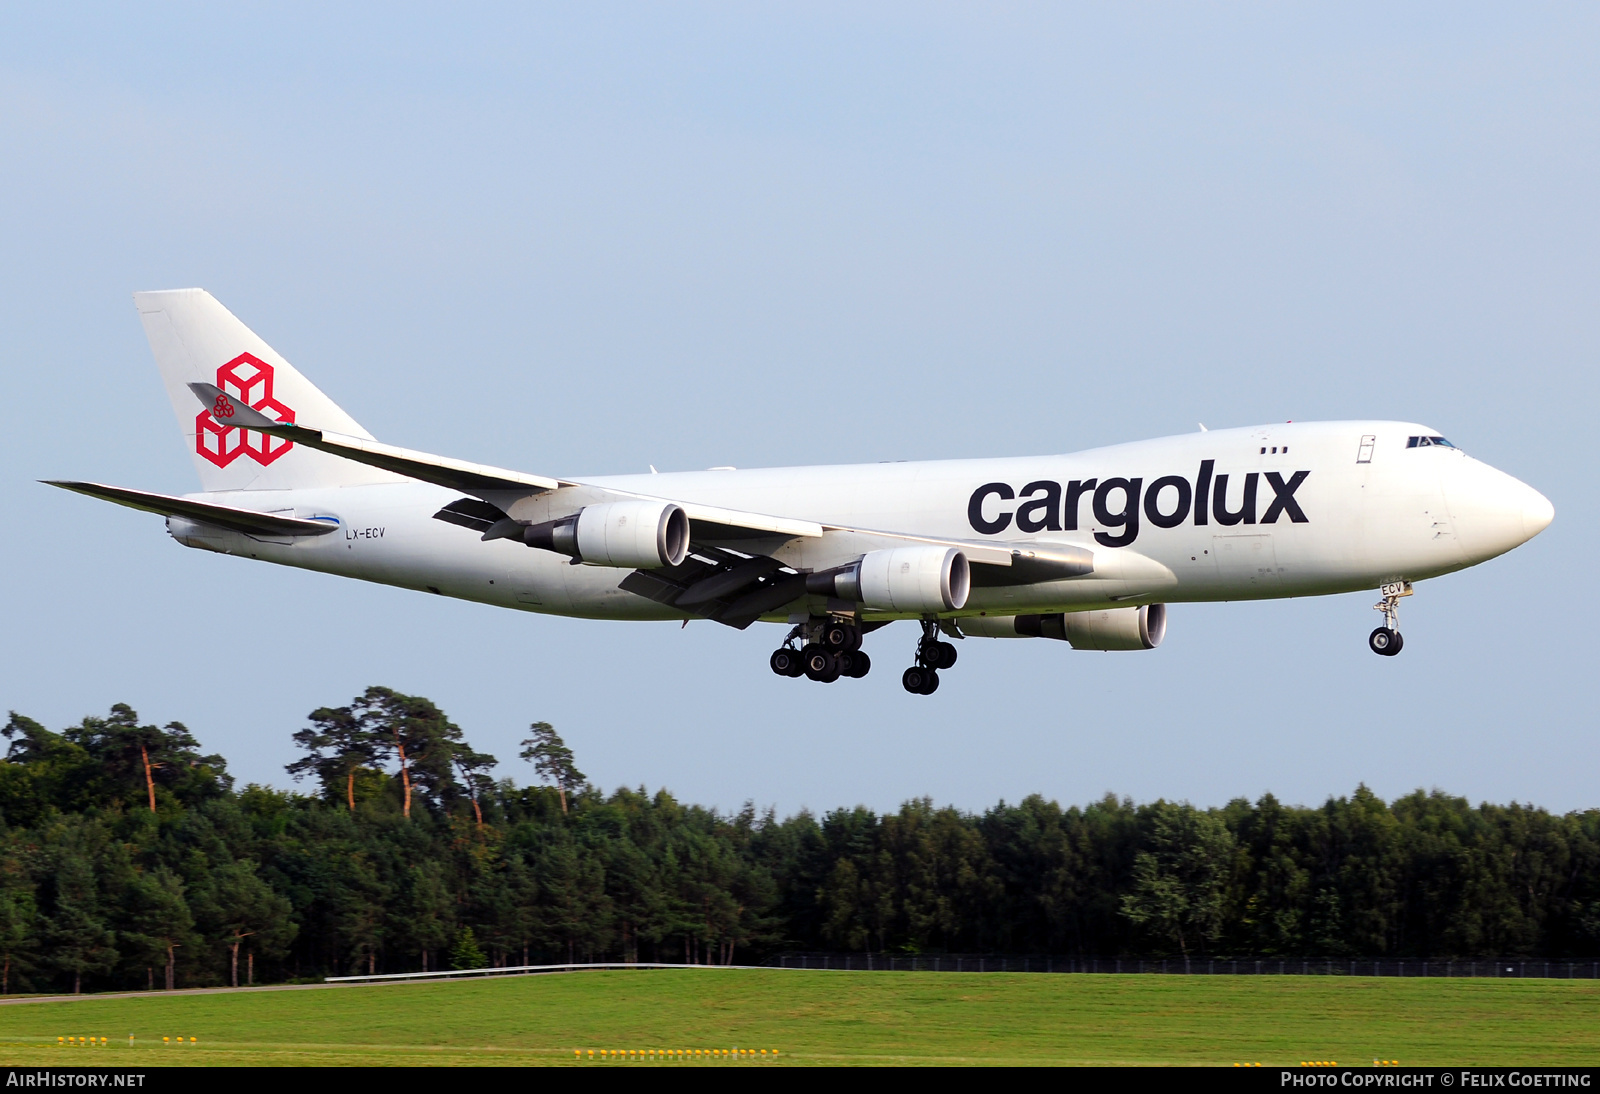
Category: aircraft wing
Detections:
[
  {"x1": 183, "y1": 384, "x2": 1092, "y2": 586},
  {"x1": 44, "y1": 481, "x2": 339, "y2": 538}
]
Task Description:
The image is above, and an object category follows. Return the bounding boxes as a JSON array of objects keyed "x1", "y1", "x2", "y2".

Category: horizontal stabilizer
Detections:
[{"x1": 44, "y1": 481, "x2": 340, "y2": 538}]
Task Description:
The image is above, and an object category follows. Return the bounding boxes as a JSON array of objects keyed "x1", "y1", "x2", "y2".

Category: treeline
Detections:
[{"x1": 0, "y1": 689, "x2": 1597, "y2": 993}]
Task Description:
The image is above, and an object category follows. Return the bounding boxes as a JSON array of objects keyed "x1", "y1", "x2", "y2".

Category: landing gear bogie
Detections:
[
  {"x1": 772, "y1": 617, "x2": 872, "y2": 684},
  {"x1": 767, "y1": 617, "x2": 914, "y2": 688},
  {"x1": 903, "y1": 619, "x2": 956, "y2": 694}
]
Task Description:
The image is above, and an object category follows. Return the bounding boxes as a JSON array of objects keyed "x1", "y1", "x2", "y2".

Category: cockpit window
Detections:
[{"x1": 1407, "y1": 435, "x2": 1456, "y2": 449}]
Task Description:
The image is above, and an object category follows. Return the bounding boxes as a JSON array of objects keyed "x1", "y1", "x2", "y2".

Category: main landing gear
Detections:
[
  {"x1": 1369, "y1": 581, "x2": 1411, "y2": 657},
  {"x1": 902, "y1": 618, "x2": 958, "y2": 695},
  {"x1": 770, "y1": 618, "x2": 871, "y2": 683}
]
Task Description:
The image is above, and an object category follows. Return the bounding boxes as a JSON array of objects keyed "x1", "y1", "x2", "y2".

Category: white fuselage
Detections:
[{"x1": 167, "y1": 421, "x2": 1552, "y2": 625}]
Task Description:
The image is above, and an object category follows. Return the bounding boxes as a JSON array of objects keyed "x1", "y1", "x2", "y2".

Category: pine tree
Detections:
[
  {"x1": 352, "y1": 688, "x2": 468, "y2": 818},
  {"x1": 519, "y1": 723, "x2": 585, "y2": 815},
  {"x1": 449, "y1": 927, "x2": 486, "y2": 970},
  {"x1": 286, "y1": 704, "x2": 380, "y2": 812}
]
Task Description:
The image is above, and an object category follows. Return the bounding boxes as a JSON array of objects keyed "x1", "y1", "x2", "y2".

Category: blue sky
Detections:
[{"x1": 2, "y1": 3, "x2": 1594, "y2": 814}]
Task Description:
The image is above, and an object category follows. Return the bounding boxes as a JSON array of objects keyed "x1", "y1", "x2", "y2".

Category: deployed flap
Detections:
[
  {"x1": 618, "y1": 548, "x2": 804, "y2": 629},
  {"x1": 45, "y1": 481, "x2": 339, "y2": 537}
]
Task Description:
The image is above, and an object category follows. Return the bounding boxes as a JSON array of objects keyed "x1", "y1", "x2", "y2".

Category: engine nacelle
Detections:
[
  {"x1": 524, "y1": 500, "x2": 690, "y2": 568},
  {"x1": 957, "y1": 605, "x2": 1166, "y2": 649},
  {"x1": 809, "y1": 546, "x2": 970, "y2": 613}
]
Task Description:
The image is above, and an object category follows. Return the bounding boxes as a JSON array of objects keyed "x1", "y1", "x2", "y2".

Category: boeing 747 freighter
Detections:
[{"x1": 49, "y1": 290, "x2": 1554, "y2": 694}]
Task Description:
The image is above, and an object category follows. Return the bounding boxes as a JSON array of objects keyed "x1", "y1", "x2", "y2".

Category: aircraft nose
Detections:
[
  {"x1": 1444, "y1": 460, "x2": 1552, "y2": 563},
  {"x1": 1521, "y1": 484, "x2": 1554, "y2": 539}
]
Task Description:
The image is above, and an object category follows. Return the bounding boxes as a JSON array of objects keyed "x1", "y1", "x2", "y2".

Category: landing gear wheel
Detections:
[
  {"x1": 933, "y1": 641, "x2": 958, "y2": 670},
  {"x1": 846, "y1": 651, "x2": 871, "y2": 678},
  {"x1": 802, "y1": 644, "x2": 840, "y2": 682},
  {"x1": 902, "y1": 666, "x2": 939, "y2": 694},
  {"x1": 1368, "y1": 627, "x2": 1402, "y2": 656},
  {"x1": 919, "y1": 669, "x2": 940, "y2": 694},
  {"x1": 822, "y1": 622, "x2": 860, "y2": 650},
  {"x1": 834, "y1": 650, "x2": 856, "y2": 677},
  {"x1": 770, "y1": 648, "x2": 803, "y2": 677}
]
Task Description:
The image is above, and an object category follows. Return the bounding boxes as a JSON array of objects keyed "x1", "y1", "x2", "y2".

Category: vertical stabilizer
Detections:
[{"x1": 134, "y1": 289, "x2": 403, "y2": 492}]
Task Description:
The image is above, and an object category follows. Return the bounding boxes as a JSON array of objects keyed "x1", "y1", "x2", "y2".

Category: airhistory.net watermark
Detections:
[{"x1": 3, "y1": 1074, "x2": 146, "y2": 1087}]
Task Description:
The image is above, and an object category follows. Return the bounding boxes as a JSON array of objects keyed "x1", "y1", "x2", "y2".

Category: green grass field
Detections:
[{"x1": 0, "y1": 970, "x2": 1594, "y2": 1067}]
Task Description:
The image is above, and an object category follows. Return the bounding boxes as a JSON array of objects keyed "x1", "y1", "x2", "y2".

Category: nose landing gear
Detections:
[
  {"x1": 1369, "y1": 581, "x2": 1411, "y2": 657},
  {"x1": 902, "y1": 618, "x2": 958, "y2": 694}
]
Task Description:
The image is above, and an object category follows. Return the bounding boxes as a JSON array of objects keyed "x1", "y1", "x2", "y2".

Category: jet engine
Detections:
[
  {"x1": 957, "y1": 604, "x2": 1166, "y2": 650},
  {"x1": 523, "y1": 500, "x2": 690, "y2": 568},
  {"x1": 808, "y1": 546, "x2": 970, "y2": 613}
]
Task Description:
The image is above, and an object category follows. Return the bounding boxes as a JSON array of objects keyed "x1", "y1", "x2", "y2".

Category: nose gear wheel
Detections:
[{"x1": 1369, "y1": 627, "x2": 1403, "y2": 656}]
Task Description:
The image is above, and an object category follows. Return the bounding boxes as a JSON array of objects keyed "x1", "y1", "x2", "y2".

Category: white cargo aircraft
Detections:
[{"x1": 50, "y1": 290, "x2": 1554, "y2": 694}]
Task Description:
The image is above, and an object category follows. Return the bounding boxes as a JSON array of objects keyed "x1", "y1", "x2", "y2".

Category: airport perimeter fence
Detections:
[{"x1": 766, "y1": 952, "x2": 1600, "y2": 979}]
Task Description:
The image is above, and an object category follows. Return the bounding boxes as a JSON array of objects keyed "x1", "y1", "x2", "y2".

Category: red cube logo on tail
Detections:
[{"x1": 195, "y1": 353, "x2": 296, "y2": 467}]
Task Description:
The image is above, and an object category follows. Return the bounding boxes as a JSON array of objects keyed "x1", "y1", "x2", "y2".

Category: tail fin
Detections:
[{"x1": 134, "y1": 288, "x2": 402, "y2": 492}]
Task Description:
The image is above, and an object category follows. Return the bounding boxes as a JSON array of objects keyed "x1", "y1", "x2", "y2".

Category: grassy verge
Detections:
[{"x1": 0, "y1": 969, "x2": 1594, "y2": 1066}]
